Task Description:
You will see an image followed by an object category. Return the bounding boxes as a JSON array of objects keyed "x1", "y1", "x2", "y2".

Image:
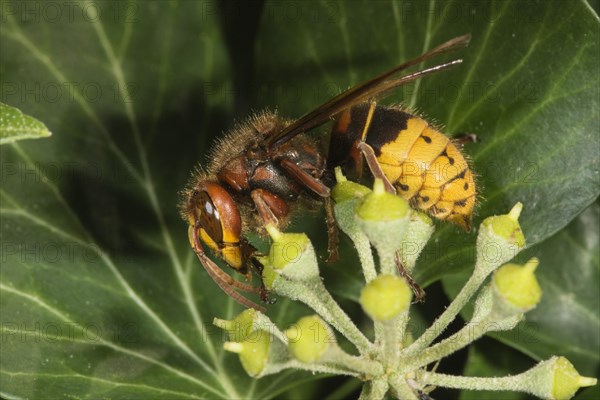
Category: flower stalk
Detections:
[
  {"x1": 419, "y1": 357, "x2": 597, "y2": 399},
  {"x1": 359, "y1": 378, "x2": 390, "y2": 400}
]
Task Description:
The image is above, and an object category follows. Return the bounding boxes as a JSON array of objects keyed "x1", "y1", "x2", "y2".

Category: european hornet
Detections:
[{"x1": 180, "y1": 35, "x2": 476, "y2": 311}]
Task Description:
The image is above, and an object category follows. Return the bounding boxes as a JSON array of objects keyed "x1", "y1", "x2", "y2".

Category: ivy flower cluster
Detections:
[{"x1": 215, "y1": 169, "x2": 596, "y2": 400}]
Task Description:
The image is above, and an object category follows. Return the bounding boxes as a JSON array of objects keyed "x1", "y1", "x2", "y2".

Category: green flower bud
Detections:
[
  {"x1": 355, "y1": 180, "x2": 411, "y2": 274},
  {"x1": 331, "y1": 167, "x2": 371, "y2": 203},
  {"x1": 482, "y1": 202, "x2": 526, "y2": 247},
  {"x1": 224, "y1": 333, "x2": 271, "y2": 377},
  {"x1": 471, "y1": 284, "x2": 523, "y2": 332},
  {"x1": 262, "y1": 225, "x2": 319, "y2": 289},
  {"x1": 260, "y1": 264, "x2": 276, "y2": 290},
  {"x1": 360, "y1": 274, "x2": 412, "y2": 321},
  {"x1": 266, "y1": 225, "x2": 310, "y2": 270},
  {"x1": 493, "y1": 258, "x2": 542, "y2": 312},
  {"x1": 332, "y1": 182, "x2": 378, "y2": 282},
  {"x1": 285, "y1": 315, "x2": 335, "y2": 363},
  {"x1": 214, "y1": 309, "x2": 287, "y2": 344},
  {"x1": 219, "y1": 310, "x2": 290, "y2": 378},
  {"x1": 524, "y1": 356, "x2": 597, "y2": 399},
  {"x1": 476, "y1": 203, "x2": 526, "y2": 274},
  {"x1": 355, "y1": 179, "x2": 409, "y2": 221},
  {"x1": 213, "y1": 309, "x2": 256, "y2": 342},
  {"x1": 551, "y1": 357, "x2": 597, "y2": 399}
]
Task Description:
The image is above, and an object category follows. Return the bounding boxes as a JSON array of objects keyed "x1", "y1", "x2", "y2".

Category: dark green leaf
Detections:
[{"x1": 0, "y1": 1, "x2": 309, "y2": 399}]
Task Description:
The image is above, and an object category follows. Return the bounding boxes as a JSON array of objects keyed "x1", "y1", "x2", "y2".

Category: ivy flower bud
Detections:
[
  {"x1": 220, "y1": 311, "x2": 290, "y2": 378},
  {"x1": 213, "y1": 309, "x2": 257, "y2": 342},
  {"x1": 524, "y1": 356, "x2": 597, "y2": 399},
  {"x1": 476, "y1": 202, "x2": 526, "y2": 274},
  {"x1": 470, "y1": 285, "x2": 523, "y2": 332},
  {"x1": 360, "y1": 274, "x2": 412, "y2": 321},
  {"x1": 285, "y1": 315, "x2": 335, "y2": 363},
  {"x1": 355, "y1": 179, "x2": 410, "y2": 274},
  {"x1": 551, "y1": 357, "x2": 597, "y2": 399},
  {"x1": 493, "y1": 258, "x2": 542, "y2": 312},
  {"x1": 482, "y1": 202, "x2": 525, "y2": 246},
  {"x1": 223, "y1": 333, "x2": 271, "y2": 377},
  {"x1": 355, "y1": 179, "x2": 409, "y2": 222},
  {"x1": 262, "y1": 225, "x2": 318, "y2": 289},
  {"x1": 214, "y1": 309, "x2": 287, "y2": 343},
  {"x1": 331, "y1": 167, "x2": 371, "y2": 203},
  {"x1": 331, "y1": 170, "x2": 378, "y2": 281}
]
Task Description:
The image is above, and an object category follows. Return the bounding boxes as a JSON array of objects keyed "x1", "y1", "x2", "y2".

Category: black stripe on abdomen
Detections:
[{"x1": 364, "y1": 106, "x2": 412, "y2": 156}]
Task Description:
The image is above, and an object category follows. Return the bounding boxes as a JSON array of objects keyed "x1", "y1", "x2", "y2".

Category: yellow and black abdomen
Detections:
[{"x1": 330, "y1": 102, "x2": 476, "y2": 230}]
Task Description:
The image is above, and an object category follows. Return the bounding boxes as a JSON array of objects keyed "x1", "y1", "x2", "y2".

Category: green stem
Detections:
[
  {"x1": 420, "y1": 371, "x2": 531, "y2": 393},
  {"x1": 388, "y1": 373, "x2": 419, "y2": 400},
  {"x1": 374, "y1": 246, "x2": 405, "y2": 367},
  {"x1": 275, "y1": 277, "x2": 375, "y2": 354},
  {"x1": 355, "y1": 231, "x2": 378, "y2": 282},
  {"x1": 378, "y1": 249, "x2": 396, "y2": 277},
  {"x1": 396, "y1": 313, "x2": 409, "y2": 351},
  {"x1": 334, "y1": 201, "x2": 377, "y2": 282},
  {"x1": 358, "y1": 383, "x2": 370, "y2": 400},
  {"x1": 358, "y1": 378, "x2": 389, "y2": 400},
  {"x1": 374, "y1": 250, "x2": 396, "y2": 367},
  {"x1": 373, "y1": 323, "x2": 385, "y2": 365},
  {"x1": 376, "y1": 313, "x2": 408, "y2": 369},
  {"x1": 262, "y1": 359, "x2": 362, "y2": 378},
  {"x1": 406, "y1": 320, "x2": 488, "y2": 370},
  {"x1": 325, "y1": 347, "x2": 384, "y2": 378},
  {"x1": 403, "y1": 270, "x2": 488, "y2": 355}
]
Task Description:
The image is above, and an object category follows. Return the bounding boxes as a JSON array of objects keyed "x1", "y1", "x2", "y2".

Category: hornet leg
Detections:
[
  {"x1": 279, "y1": 159, "x2": 340, "y2": 264},
  {"x1": 357, "y1": 141, "x2": 396, "y2": 194},
  {"x1": 395, "y1": 252, "x2": 426, "y2": 303}
]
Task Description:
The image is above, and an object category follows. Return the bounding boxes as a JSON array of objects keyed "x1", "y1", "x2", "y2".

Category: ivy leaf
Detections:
[
  {"x1": 0, "y1": 102, "x2": 51, "y2": 144},
  {"x1": 0, "y1": 2, "x2": 310, "y2": 399}
]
